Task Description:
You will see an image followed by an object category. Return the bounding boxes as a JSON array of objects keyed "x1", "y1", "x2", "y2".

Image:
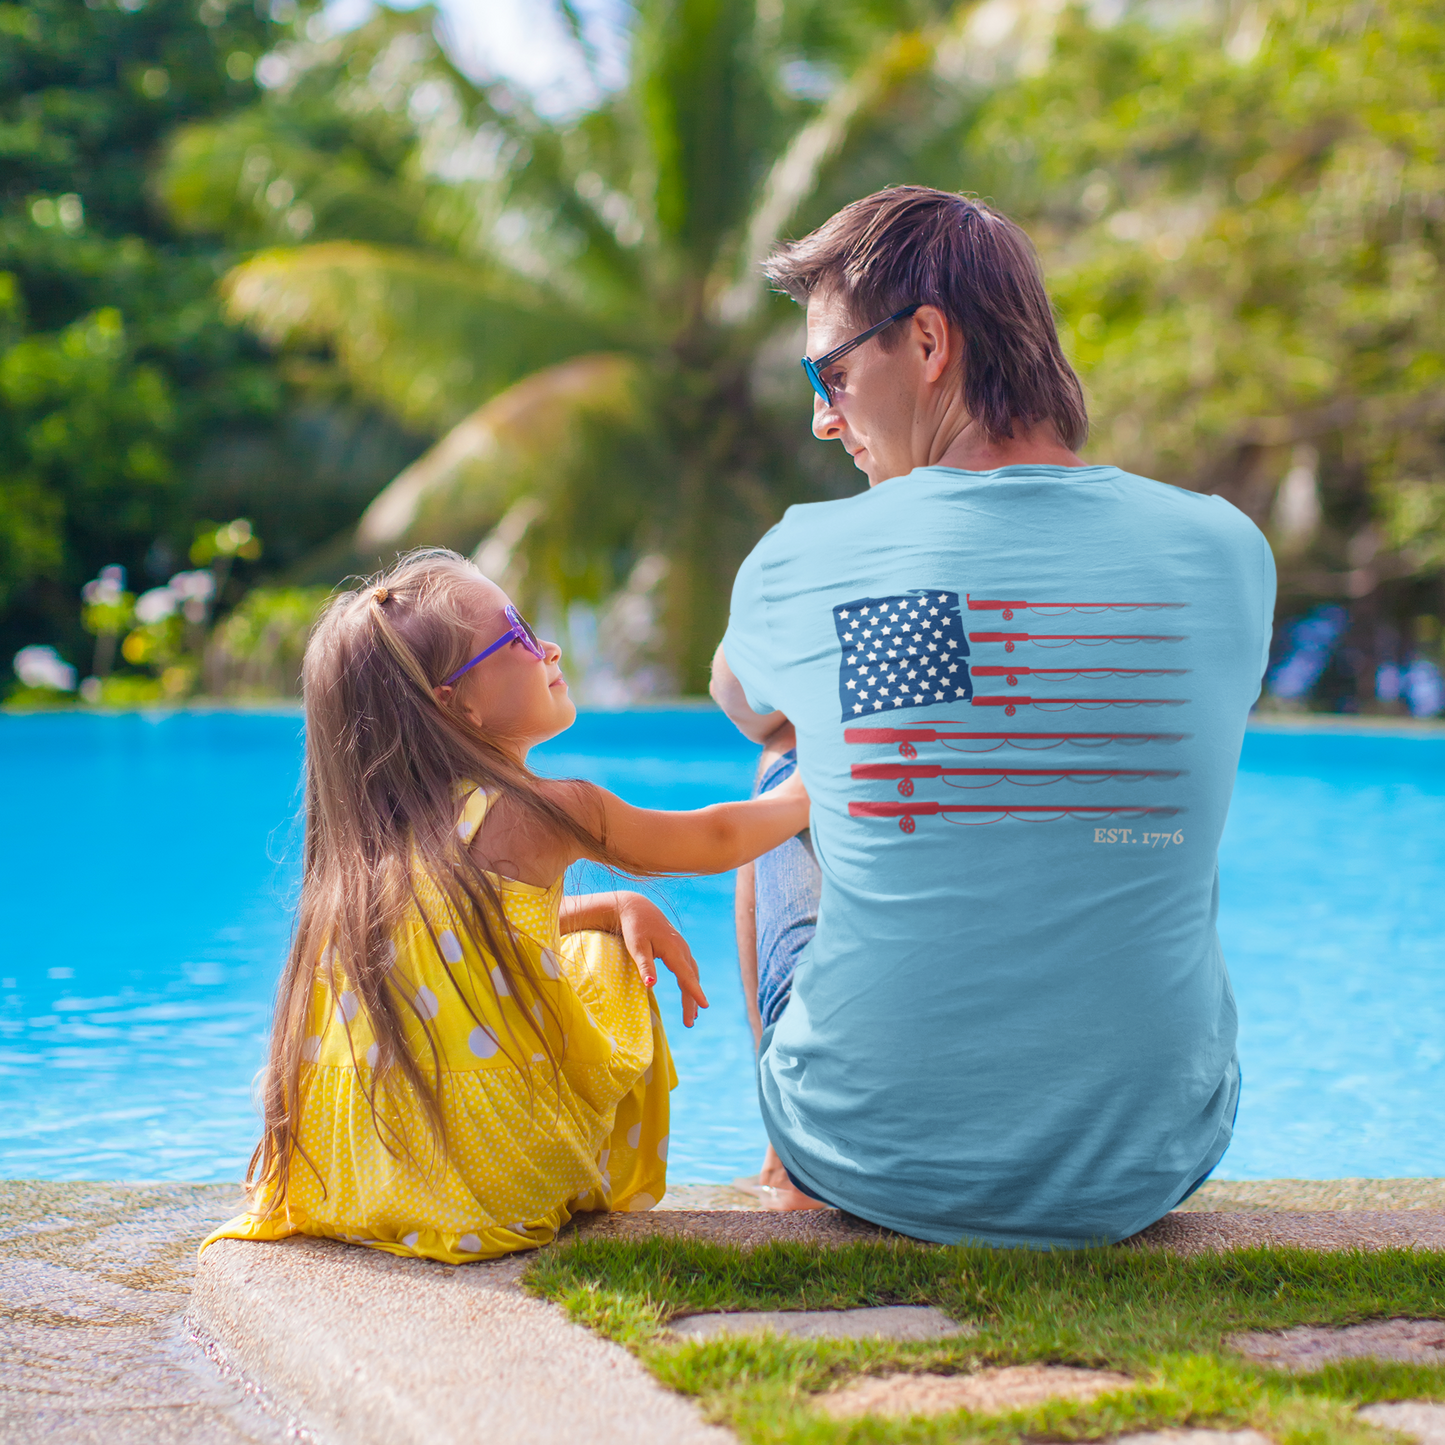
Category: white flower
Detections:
[
  {"x1": 134, "y1": 587, "x2": 178, "y2": 624},
  {"x1": 13, "y1": 646, "x2": 77, "y2": 691},
  {"x1": 168, "y1": 570, "x2": 215, "y2": 624},
  {"x1": 80, "y1": 565, "x2": 126, "y2": 606},
  {"x1": 168, "y1": 570, "x2": 216, "y2": 601}
]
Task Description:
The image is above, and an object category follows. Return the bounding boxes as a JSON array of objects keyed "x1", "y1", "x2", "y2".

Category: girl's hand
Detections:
[{"x1": 616, "y1": 892, "x2": 709, "y2": 1028}]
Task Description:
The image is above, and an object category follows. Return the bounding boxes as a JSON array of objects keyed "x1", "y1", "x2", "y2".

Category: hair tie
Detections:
[{"x1": 373, "y1": 586, "x2": 390, "y2": 604}]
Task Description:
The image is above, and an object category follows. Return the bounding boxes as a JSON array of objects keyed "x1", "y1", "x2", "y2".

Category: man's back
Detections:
[{"x1": 723, "y1": 462, "x2": 1276, "y2": 1245}]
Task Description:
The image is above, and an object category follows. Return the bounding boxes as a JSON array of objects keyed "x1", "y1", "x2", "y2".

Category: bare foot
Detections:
[
  {"x1": 758, "y1": 1143, "x2": 790, "y2": 1188},
  {"x1": 756, "y1": 1143, "x2": 828, "y2": 1211}
]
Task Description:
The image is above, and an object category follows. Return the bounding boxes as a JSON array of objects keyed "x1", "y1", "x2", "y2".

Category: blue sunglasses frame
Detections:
[
  {"x1": 442, "y1": 604, "x2": 546, "y2": 686},
  {"x1": 800, "y1": 304, "x2": 922, "y2": 403}
]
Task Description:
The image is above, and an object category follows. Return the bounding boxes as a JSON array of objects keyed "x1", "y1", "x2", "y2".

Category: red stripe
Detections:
[
  {"x1": 850, "y1": 764, "x2": 1182, "y2": 780},
  {"x1": 971, "y1": 695, "x2": 1188, "y2": 707},
  {"x1": 966, "y1": 594, "x2": 1186, "y2": 612},
  {"x1": 843, "y1": 728, "x2": 1187, "y2": 743},
  {"x1": 849, "y1": 801, "x2": 1183, "y2": 817},
  {"x1": 970, "y1": 666, "x2": 1188, "y2": 677},
  {"x1": 968, "y1": 632, "x2": 1185, "y2": 642}
]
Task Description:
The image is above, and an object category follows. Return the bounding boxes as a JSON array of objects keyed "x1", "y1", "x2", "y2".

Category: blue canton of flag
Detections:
[{"x1": 834, "y1": 590, "x2": 972, "y2": 722}]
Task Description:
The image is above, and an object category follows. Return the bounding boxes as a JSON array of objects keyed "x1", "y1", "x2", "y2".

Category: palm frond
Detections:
[
  {"x1": 223, "y1": 243, "x2": 615, "y2": 430},
  {"x1": 632, "y1": 0, "x2": 772, "y2": 293},
  {"x1": 160, "y1": 113, "x2": 430, "y2": 249},
  {"x1": 718, "y1": 7, "x2": 982, "y2": 322},
  {"x1": 354, "y1": 352, "x2": 649, "y2": 570}
]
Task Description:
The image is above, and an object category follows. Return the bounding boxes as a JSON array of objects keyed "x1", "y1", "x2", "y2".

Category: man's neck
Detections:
[{"x1": 878, "y1": 419, "x2": 1085, "y2": 484}]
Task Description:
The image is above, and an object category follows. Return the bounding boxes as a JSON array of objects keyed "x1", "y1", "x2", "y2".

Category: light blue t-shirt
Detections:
[{"x1": 722, "y1": 464, "x2": 1276, "y2": 1247}]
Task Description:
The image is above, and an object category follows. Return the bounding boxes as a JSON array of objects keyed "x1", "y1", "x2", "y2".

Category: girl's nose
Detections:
[{"x1": 542, "y1": 637, "x2": 562, "y2": 663}]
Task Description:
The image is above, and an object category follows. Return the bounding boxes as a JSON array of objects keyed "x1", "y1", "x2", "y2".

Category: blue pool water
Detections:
[{"x1": 2, "y1": 710, "x2": 1442, "y2": 1183}]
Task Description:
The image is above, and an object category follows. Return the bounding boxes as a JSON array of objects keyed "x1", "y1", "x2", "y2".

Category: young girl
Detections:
[{"x1": 203, "y1": 549, "x2": 807, "y2": 1263}]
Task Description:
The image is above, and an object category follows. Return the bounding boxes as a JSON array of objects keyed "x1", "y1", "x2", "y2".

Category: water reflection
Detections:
[{"x1": 3, "y1": 711, "x2": 1443, "y2": 1183}]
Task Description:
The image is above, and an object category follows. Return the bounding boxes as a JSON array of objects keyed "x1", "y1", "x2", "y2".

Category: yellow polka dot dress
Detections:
[{"x1": 202, "y1": 789, "x2": 677, "y2": 1263}]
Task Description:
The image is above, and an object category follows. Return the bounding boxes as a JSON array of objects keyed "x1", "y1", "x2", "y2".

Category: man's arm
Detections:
[{"x1": 709, "y1": 642, "x2": 791, "y2": 744}]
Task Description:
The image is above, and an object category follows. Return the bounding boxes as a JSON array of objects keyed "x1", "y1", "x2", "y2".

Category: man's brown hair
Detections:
[{"x1": 763, "y1": 186, "x2": 1088, "y2": 451}]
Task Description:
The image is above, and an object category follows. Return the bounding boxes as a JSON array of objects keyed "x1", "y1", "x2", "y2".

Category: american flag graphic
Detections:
[
  {"x1": 834, "y1": 590, "x2": 972, "y2": 722},
  {"x1": 843, "y1": 587, "x2": 1190, "y2": 830}
]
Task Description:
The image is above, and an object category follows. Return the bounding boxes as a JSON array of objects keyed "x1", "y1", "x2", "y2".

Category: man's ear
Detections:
[{"x1": 913, "y1": 305, "x2": 957, "y2": 385}]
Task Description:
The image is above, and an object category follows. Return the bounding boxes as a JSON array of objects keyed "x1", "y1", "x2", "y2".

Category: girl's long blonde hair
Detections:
[{"x1": 251, "y1": 549, "x2": 626, "y2": 1208}]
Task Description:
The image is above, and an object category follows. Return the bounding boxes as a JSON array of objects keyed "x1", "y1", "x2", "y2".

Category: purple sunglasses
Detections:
[{"x1": 443, "y1": 605, "x2": 546, "y2": 685}]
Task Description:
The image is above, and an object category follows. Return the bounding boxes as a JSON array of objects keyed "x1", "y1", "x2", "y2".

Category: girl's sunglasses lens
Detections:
[{"x1": 509, "y1": 607, "x2": 545, "y2": 658}]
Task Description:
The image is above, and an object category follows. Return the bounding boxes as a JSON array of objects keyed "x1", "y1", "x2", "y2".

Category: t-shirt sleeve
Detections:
[
  {"x1": 721, "y1": 527, "x2": 780, "y2": 716},
  {"x1": 1257, "y1": 529, "x2": 1278, "y2": 679}
]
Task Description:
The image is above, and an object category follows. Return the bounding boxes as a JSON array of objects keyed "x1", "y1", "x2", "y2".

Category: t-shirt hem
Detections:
[{"x1": 762, "y1": 1099, "x2": 1236, "y2": 1250}]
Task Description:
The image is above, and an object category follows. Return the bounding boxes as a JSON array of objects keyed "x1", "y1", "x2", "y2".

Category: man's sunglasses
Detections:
[
  {"x1": 442, "y1": 604, "x2": 545, "y2": 686},
  {"x1": 800, "y1": 304, "x2": 921, "y2": 404}
]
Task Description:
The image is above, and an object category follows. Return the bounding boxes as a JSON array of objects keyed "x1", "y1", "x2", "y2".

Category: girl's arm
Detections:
[
  {"x1": 560, "y1": 891, "x2": 709, "y2": 1027},
  {"x1": 562, "y1": 770, "x2": 810, "y2": 877}
]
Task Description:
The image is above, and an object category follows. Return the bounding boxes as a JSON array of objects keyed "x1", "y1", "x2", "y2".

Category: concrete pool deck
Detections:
[{"x1": 5, "y1": 1180, "x2": 1445, "y2": 1443}]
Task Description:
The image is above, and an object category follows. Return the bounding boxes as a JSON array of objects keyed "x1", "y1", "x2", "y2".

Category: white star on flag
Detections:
[{"x1": 833, "y1": 589, "x2": 972, "y2": 721}]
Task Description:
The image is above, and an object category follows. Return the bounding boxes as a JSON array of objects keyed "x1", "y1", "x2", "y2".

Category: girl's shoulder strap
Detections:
[{"x1": 455, "y1": 784, "x2": 492, "y2": 846}]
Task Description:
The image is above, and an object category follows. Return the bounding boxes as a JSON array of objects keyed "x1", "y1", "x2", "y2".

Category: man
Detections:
[{"x1": 710, "y1": 186, "x2": 1275, "y2": 1246}]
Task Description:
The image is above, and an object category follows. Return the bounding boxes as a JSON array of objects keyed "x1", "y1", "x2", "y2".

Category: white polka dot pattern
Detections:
[{"x1": 200, "y1": 788, "x2": 676, "y2": 1268}]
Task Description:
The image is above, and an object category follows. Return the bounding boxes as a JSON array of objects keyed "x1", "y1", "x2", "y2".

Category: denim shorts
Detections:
[{"x1": 754, "y1": 749, "x2": 822, "y2": 1033}]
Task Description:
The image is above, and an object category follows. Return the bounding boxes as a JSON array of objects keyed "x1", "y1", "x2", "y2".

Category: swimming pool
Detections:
[{"x1": 2, "y1": 709, "x2": 1442, "y2": 1183}]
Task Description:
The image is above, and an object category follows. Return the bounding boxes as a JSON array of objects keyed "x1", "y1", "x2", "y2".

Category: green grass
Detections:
[{"x1": 524, "y1": 1238, "x2": 1445, "y2": 1443}]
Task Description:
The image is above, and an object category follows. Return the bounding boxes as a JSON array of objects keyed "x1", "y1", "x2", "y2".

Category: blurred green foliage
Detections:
[
  {"x1": 0, "y1": 0, "x2": 424, "y2": 688},
  {"x1": 977, "y1": 0, "x2": 1445, "y2": 702},
  {"x1": 173, "y1": 0, "x2": 1445, "y2": 701},
  {"x1": 203, "y1": 582, "x2": 327, "y2": 696},
  {"x1": 5, "y1": 0, "x2": 1443, "y2": 707},
  {"x1": 170, "y1": 0, "x2": 985, "y2": 692}
]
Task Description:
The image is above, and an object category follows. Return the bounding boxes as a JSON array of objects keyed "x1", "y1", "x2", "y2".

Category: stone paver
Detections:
[
  {"x1": 817, "y1": 1364, "x2": 1134, "y2": 1419},
  {"x1": 659, "y1": 1183, "x2": 764, "y2": 1211},
  {"x1": 1359, "y1": 1401, "x2": 1445, "y2": 1444},
  {"x1": 1132, "y1": 1212, "x2": 1445, "y2": 1255},
  {"x1": 1231, "y1": 1319, "x2": 1445, "y2": 1369},
  {"x1": 668, "y1": 1304, "x2": 973, "y2": 1342},
  {"x1": 192, "y1": 1235, "x2": 734, "y2": 1445},
  {"x1": 580, "y1": 1207, "x2": 1445, "y2": 1254},
  {"x1": 575, "y1": 1205, "x2": 894, "y2": 1248},
  {"x1": 8, "y1": 1180, "x2": 1445, "y2": 1444},
  {"x1": 668, "y1": 1178, "x2": 1445, "y2": 1216},
  {"x1": 1180, "y1": 1180, "x2": 1445, "y2": 1214},
  {"x1": 0, "y1": 1181, "x2": 292, "y2": 1445}
]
